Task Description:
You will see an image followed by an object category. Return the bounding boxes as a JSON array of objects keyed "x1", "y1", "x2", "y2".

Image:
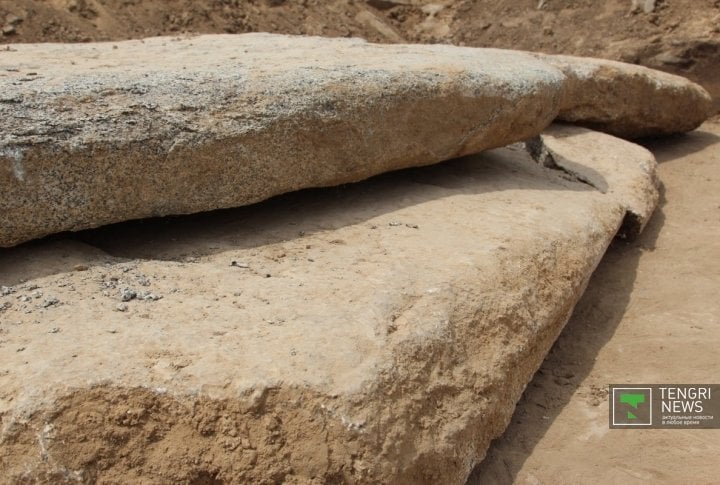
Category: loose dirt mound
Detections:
[{"x1": 1, "y1": 0, "x2": 719, "y2": 110}]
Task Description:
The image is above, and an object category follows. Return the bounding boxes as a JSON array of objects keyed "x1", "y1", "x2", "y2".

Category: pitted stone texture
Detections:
[
  {"x1": 0, "y1": 34, "x2": 566, "y2": 248},
  {"x1": 539, "y1": 54, "x2": 713, "y2": 138}
]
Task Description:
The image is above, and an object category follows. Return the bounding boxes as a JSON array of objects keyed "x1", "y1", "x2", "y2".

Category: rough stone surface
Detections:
[
  {"x1": 0, "y1": 128, "x2": 658, "y2": 483},
  {"x1": 0, "y1": 34, "x2": 707, "y2": 248},
  {"x1": 538, "y1": 53, "x2": 713, "y2": 138},
  {"x1": 0, "y1": 34, "x2": 566, "y2": 248},
  {"x1": 527, "y1": 124, "x2": 660, "y2": 239}
]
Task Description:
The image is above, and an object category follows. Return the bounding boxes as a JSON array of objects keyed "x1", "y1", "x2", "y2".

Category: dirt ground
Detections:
[
  {"x1": 1, "y1": 1, "x2": 719, "y2": 483},
  {"x1": 470, "y1": 121, "x2": 720, "y2": 484}
]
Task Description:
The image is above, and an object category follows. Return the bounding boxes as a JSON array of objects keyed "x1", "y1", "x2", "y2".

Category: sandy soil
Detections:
[{"x1": 470, "y1": 121, "x2": 720, "y2": 484}]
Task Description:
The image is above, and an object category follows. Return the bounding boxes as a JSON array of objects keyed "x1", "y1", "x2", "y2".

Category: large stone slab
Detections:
[
  {"x1": 0, "y1": 34, "x2": 565, "y2": 248},
  {"x1": 538, "y1": 54, "x2": 713, "y2": 138},
  {"x1": 0, "y1": 127, "x2": 657, "y2": 483},
  {"x1": 0, "y1": 34, "x2": 706, "y2": 248}
]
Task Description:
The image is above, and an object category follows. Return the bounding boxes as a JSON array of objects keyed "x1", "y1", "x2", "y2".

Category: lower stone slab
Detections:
[{"x1": 0, "y1": 128, "x2": 657, "y2": 483}]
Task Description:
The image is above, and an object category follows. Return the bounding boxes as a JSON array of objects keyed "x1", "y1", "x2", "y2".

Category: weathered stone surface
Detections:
[
  {"x1": 0, "y1": 34, "x2": 707, "y2": 248},
  {"x1": 527, "y1": 124, "x2": 660, "y2": 239},
  {"x1": 0, "y1": 127, "x2": 658, "y2": 483},
  {"x1": 538, "y1": 53, "x2": 713, "y2": 138},
  {"x1": 0, "y1": 34, "x2": 565, "y2": 248}
]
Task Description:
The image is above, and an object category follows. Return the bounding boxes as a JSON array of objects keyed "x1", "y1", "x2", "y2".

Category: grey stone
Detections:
[
  {"x1": 0, "y1": 34, "x2": 569, "y2": 247},
  {"x1": 120, "y1": 288, "x2": 137, "y2": 302},
  {"x1": 0, "y1": 34, "x2": 709, "y2": 248}
]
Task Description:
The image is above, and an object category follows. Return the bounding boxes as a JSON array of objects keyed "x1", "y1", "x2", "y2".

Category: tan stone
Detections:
[{"x1": 0, "y1": 126, "x2": 658, "y2": 483}]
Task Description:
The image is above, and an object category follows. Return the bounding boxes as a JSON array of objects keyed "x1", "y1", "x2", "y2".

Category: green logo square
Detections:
[{"x1": 612, "y1": 387, "x2": 652, "y2": 426}]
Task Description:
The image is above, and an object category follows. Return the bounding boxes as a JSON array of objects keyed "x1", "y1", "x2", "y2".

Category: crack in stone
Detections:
[
  {"x1": 524, "y1": 136, "x2": 600, "y2": 191},
  {"x1": 524, "y1": 135, "x2": 648, "y2": 241}
]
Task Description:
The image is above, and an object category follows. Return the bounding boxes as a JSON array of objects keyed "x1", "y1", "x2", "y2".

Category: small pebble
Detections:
[
  {"x1": 230, "y1": 261, "x2": 250, "y2": 268},
  {"x1": 1, "y1": 285, "x2": 13, "y2": 296},
  {"x1": 6, "y1": 14, "x2": 23, "y2": 25},
  {"x1": 405, "y1": 223, "x2": 419, "y2": 229},
  {"x1": 120, "y1": 288, "x2": 137, "y2": 302},
  {"x1": 138, "y1": 291, "x2": 163, "y2": 301},
  {"x1": 43, "y1": 298, "x2": 60, "y2": 308},
  {"x1": 116, "y1": 303, "x2": 129, "y2": 312},
  {"x1": 48, "y1": 327, "x2": 60, "y2": 334}
]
